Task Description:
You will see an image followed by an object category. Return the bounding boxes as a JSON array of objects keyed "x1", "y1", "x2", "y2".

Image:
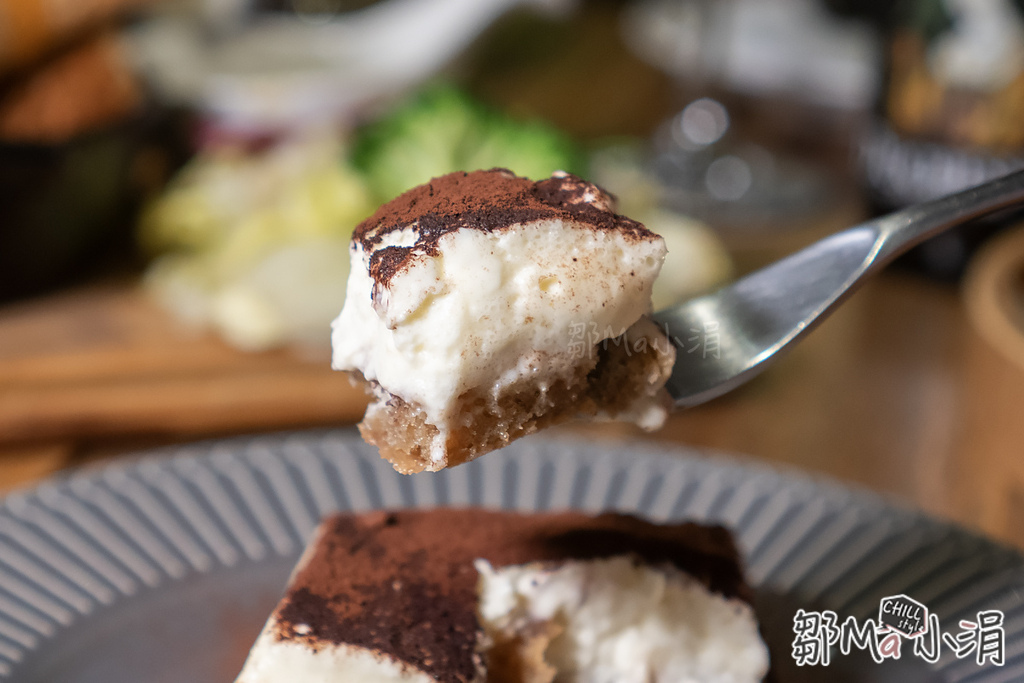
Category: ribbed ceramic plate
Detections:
[{"x1": 0, "y1": 430, "x2": 1021, "y2": 682}]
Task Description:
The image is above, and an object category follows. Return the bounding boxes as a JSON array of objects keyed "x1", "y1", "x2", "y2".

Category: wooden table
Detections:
[
  {"x1": 0, "y1": 273, "x2": 1020, "y2": 546},
  {"x1": 0, "y1": 281, "x2": 368, "y2": 483}
]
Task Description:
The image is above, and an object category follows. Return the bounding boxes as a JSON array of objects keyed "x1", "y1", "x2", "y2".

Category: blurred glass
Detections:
[
  {"x1": 650, "y1": 97, "x2": 833, "y2": 228},
  {"x1": 620, "y1": 0, "x2": 878, "y2": 273}
]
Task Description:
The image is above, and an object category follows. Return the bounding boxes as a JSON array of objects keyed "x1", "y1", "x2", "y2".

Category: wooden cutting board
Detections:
[{"x1": 0, "y1": 281, "x2": 368, "y2": 445}]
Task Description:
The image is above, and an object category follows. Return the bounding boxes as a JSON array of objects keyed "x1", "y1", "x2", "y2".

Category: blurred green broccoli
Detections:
[{"x1": 352, "y1": 84, "x2": 585, "y2": 203}]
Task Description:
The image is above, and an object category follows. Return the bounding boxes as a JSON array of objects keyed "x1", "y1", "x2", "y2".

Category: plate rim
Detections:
[{"x1": 0, "y1": 428, "x2": 1021, "y2": 682}]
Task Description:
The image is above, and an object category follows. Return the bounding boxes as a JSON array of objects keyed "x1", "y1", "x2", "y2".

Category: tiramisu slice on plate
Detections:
[
  {"x1": 332, "y1": 169, "x2": 675, "y2": 473},
  {"x1": 233, "y1": 509, "x2": 770, "y2": 683}
]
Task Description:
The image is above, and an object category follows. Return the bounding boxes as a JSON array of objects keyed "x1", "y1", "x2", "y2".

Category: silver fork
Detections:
[{"x1": 655, "y1": 168, "x2": 1024, "y2": 408}]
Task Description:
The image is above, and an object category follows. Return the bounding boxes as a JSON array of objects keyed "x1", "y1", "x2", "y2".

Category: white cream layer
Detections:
[
  {"x1": 234, "y1": 618, "x2": 441, "y2": 683},
  {"x1": 331, "y1": 219, "x2": 666, "y2": 464},
  {"x1": 476, "y1": 556, "x2": 770, "y2": 683}
]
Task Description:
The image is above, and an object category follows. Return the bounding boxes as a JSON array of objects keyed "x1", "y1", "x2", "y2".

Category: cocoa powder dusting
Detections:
[
  {"x1": 270, "y1": 509, "x2": 750, "y2": 682},
  {"x1": 356, "y1": 169, "x2": 657, "y2": 288}
]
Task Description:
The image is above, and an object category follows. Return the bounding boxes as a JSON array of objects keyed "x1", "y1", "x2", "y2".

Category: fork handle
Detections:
[{"x1": 872, "y1": 168, "x2": 1024, "y2": 268}]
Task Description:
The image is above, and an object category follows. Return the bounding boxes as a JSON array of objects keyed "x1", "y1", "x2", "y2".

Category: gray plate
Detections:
[{"x1": 0, "y1": 430, "x2": 1021, "y2": 682}]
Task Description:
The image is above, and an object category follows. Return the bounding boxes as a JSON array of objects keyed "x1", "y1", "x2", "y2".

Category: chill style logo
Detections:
[
  {"x1": 792, "y1": 594, "x2": 1005, "y2": 667},
  {"x1": 879, "y1": 594, "x2": 927, "y2": 638}
]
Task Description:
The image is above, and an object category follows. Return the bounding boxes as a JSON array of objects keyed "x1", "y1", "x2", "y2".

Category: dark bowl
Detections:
[{"x1": 0, "y1": 108, "x2": 189, "y2": 304}]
